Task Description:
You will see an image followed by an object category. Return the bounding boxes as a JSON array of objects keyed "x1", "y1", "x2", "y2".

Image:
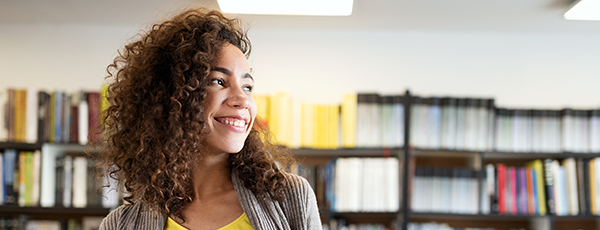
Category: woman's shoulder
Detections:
[
  {"x1": 99, "y1": 202, "x2": 165, "y2": 230},
  {"x1": 281, "y1": 172, "x2": 314, "y2": 200}
]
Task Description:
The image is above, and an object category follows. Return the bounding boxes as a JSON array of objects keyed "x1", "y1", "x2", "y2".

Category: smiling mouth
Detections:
[{"x1": 215, "y1": 117, "x2": 247, "y2": 128}]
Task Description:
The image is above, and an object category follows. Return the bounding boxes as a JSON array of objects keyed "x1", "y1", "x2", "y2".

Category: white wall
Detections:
[{"x1": 2, "y1": 24, "x2": 600, "y2": 109}]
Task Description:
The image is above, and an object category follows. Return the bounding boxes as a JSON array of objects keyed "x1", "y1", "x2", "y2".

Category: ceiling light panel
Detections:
[
  {"x1": 217, "y1": 0, "x2": 354, "y2": 16},
  {"x1": 565, "y1": 0, "x2": 600, "y2": 21}
]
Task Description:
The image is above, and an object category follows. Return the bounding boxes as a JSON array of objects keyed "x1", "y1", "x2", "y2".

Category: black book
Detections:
[{"x1": 55, "y1": 155, "x2": 65, "y2": 207}]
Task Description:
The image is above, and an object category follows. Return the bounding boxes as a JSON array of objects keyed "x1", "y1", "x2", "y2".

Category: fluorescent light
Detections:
[
  {"x1": 564, "y1": 0, "x2": 600, "y2": 21},
  {"x1": 217, "y1": 0, "x2": 354, "y2": 16}
]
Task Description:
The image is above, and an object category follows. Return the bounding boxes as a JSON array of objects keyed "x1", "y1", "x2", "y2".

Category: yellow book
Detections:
[
  {"x1": 328, "y1": 105, "x2": 340, "y2": 149},
  {"x1": 591, "y1": 159, "x2": 597, "y2": 215},
  {"x1": 341, "y1": 93, "x2": 357, "y2": 148},
  {"x1": 301, "y1": 103, "x2": 314, "y2": 148},
  {"x1": 268, "y1": 92, "x2": 292, "y2": 146},
  {"x1": 313, "y1": 104, "x2": 325, "y2": 149},
  {"x1": 526, "y1": 159, "x2": 547, "y2": 216},
  {"x1": 100, "y1": 84, "x2": 109, "y2": 114},
  {"x1": 253, "y1": 94, "x2": 270, "y2": 129},
  {"x1": 14, "y1": 89, "x2": 27, "y2": 142},
  {"x1": 49, "y1": 92, "x2": 55, "y2": 143}
]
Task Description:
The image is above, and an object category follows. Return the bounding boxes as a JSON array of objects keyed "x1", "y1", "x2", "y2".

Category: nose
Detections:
[{"x1": 226, "y1": 88, "x2": 251, "y2": 109}]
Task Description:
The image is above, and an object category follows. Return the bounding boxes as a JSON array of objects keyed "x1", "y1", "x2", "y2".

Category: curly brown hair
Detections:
[{"x1": 98, "y1": 8, "x2": 294, "y2": 220}]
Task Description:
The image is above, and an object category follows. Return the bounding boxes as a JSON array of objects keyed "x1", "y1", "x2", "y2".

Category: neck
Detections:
[{"x1": 191, "y1": 152, "x2": 233, "y2": 199}]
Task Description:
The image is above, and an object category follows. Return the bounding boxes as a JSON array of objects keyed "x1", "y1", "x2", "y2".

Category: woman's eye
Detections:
[
  {"x1": 243, "y1": 85, "x2": 253, "y2": 92},
  {"x1": 211, "y1": 79, "x2": 224, "y2": 86}
]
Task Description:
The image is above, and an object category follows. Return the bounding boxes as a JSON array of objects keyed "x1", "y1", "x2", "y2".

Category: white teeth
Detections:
[{"x1": 220, "y1": 118, "x2": 246, "y2": 127}]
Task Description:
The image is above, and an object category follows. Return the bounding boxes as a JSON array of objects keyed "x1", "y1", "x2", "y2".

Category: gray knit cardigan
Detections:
[{"x1": 99, "y1": 170, "x2": 323, "y2": 230}]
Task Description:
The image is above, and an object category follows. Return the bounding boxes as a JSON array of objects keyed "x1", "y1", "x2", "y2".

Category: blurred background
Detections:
[{"x1": 1, "y1": 0, "x2": 599, "y2": 108}]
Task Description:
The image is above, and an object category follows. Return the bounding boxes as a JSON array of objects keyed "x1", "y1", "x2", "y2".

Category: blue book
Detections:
[
  {"x1": 531, "y1": 168, "x2": 539, "y2": 215},
  {"x1": 3, "y1": 149, "x2": 17, "y2": 205},
  {"x1": 54, "y1": 91, "x2": 62, "y2": 143}
]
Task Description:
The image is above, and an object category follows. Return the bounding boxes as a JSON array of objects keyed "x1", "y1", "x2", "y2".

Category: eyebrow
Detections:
[{"x1": 212, "y1": 66, "x2": 254, "y2": 82}]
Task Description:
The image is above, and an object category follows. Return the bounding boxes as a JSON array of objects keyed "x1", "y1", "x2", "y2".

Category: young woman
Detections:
[{"x1": 98, "y1": 8, "x2": 321, "y2": 230}]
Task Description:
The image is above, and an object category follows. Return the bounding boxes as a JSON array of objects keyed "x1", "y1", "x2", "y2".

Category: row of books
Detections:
[
  {"x1": 411, "y1": 167, "x2": 479, "y2": 214},
  {"x1": 317, "y1": 157, "x2": 400, "y2": 212},
  {"x1": 407, "y1": 222, "x2": 497, "y2": 230},
  {"x1": 410, "y1": 97, "x2": 495, "y2": 152},
  {"x1": 0, "y1": 88, "x2": 106, "y2": 144},
  {"x1": 495, "y1": 109, "x2": 600, "y2": 153},
  {"x1": 0, "y1": 148, "x2": 119, "y2": 208},
  {"x1": 0, "y1": 216, "x2": 102, "y2": 230},
  {"x1": 325, "y1": 218, "x2": 387, "y2": 230},
  {"x1": 481, "y1": 158, "x2": 600, "y2": 216},
  {"x1": 254, "y1": 92, "x2": 406, "y2": 149}
]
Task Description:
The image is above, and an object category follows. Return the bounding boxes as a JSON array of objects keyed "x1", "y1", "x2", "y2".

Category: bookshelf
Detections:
[
  {"x1": 290, "y1": 90, "x2": 600, "y2": 230},
  {"x1": 5, "y1": 87, "x2": 600, "y2": 230}
]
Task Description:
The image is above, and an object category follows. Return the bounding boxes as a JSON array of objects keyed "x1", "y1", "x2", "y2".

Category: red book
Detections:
[
  {"x1": 526, "y1": 167, "x2": 535, "y2": 215},
  {"x1": 497, "y1": 163, "x2": 506, "y2": 214},
  {"x1": 70, "y1": 105, "x2": 78, "y2": 144},
  {"x1": 510, "y1": 166, "x2": 517, "y2": 215},
  {"x1": 87, "y1": 92, "x2": 100, "y2": 144}
]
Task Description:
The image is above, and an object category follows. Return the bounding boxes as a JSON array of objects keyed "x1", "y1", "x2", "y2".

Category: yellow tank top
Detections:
[{"x1": 164, "y1": 213, "x2": 253, "y2": 230}]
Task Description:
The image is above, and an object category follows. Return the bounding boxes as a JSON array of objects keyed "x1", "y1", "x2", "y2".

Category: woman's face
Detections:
[{"x1": 203, "y1": 43, "x2": 257, "y2": 154}]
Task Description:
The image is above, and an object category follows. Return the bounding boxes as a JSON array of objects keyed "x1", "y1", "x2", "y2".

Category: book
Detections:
[
  {"x1": 78, "y1": 91, "x2": 89, "y2": 145},
  {"x1": 526, "y1": 159, "x2": 547, "y2": 216},
  {"x1": 544, "y1": 158, "x2": 556, "y2": 215},
  {"x1": 72, "y1": 156, "x2": 87, "y2": 208},
  {"x1": 341, "y1": 93, "x2": 357, "y2": 148},
  {"x1": 563, "y1": 158, "x2": 579, "y2": 215},
  {"x1": 87, "y1": 92, "x2": 100, "y2": 144},
  {"x1": 25, "y1": 89, "x2": 38, "y2": 143},
  {"x1": 3, "y1": 149, "x2": 18, "y2": 205}
]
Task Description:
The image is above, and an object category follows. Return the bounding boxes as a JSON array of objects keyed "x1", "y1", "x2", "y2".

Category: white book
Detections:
[
  {"x1": 373, "y1": 158, "x2": 385, "y2": 212},
  {"x1": 450, "y1": 169, "x2": 460, "y2": 213},
  {"x1": 441, "y1": 98, "x2": 457, "y2": 150},
  {"x1": 409, "y1": 99, "x2": 420, "y2": 148},
  {"x1": 393, "y1": 97, "x2": 405, "y2": 147},
  {"x1": 334, "y1": 158, "x2": 346, "y2": 212},
  {"x1": 369, "y1": 97, "x2": 381, "y2": 147},
  {"x1": 563, "y1": 158, "x2": 579, "y2": 215},
  {"x1": 349, "y1": 158, "x2": 362, "y2": 212},
  {"x1": 78, "y1": 91, "x2": 89, "y2": 145},
  {"x1": 428, "y1": 100, "x2": 442, "y2": 149},
  {"x1": 31, "y1": 150, "x2": 41, "y2": 206},
  {"x1": 476, "y1": 101, "x2": 488, "y2": 151},
  {"x1": 464, "y1": 99, "x2": 478, "y2": 151},
  {"x1": 40, "y1": 145, "x2": 58, "y2": 207},
  {"x1": 26, "y1": 89, "x2": 38, "y2": 143},
  {"x1": 562, "y1": 110, "x2": 574, "y2": 152},
  {"x1": 63, "y1": 155, "x2": 73, "y2": 207},
  {"x1": 552, "y1": 160, "x2": 564, "y2": 216},
  {"x1": 386, "y1": 158, "x2": 399, "y2": 212},
  {"x1": 486, "y1": 102, "x2": 495, "y2": 151},
  {"x1": 455, "y1": 99, "x2": 466, "y2": 150},
  {"x1": 411, "y1": 167, "x2": 422, "y2": 212},
  {"x1": 589, "y1": 111, "x2": 600, "y2": 152},
  {"x1": 72, "y1": 156, "x2": 88, "y2": 208},
  {"x1": 361, "y1": 158, "x2": 374, "y2": 212}
]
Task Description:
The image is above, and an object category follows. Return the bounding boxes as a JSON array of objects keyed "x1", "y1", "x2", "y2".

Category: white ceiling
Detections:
[{"x1": 1, "y1": 0, "x2": 599, "y2": 33}]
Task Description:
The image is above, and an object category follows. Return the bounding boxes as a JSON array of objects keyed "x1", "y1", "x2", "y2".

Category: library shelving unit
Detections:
[
  {"x1": 0, "y1": 142, "x2": 111, "y2": 222},
  {"x1": 291, "y1": 90, "x2": 600, "y2": 230}
]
